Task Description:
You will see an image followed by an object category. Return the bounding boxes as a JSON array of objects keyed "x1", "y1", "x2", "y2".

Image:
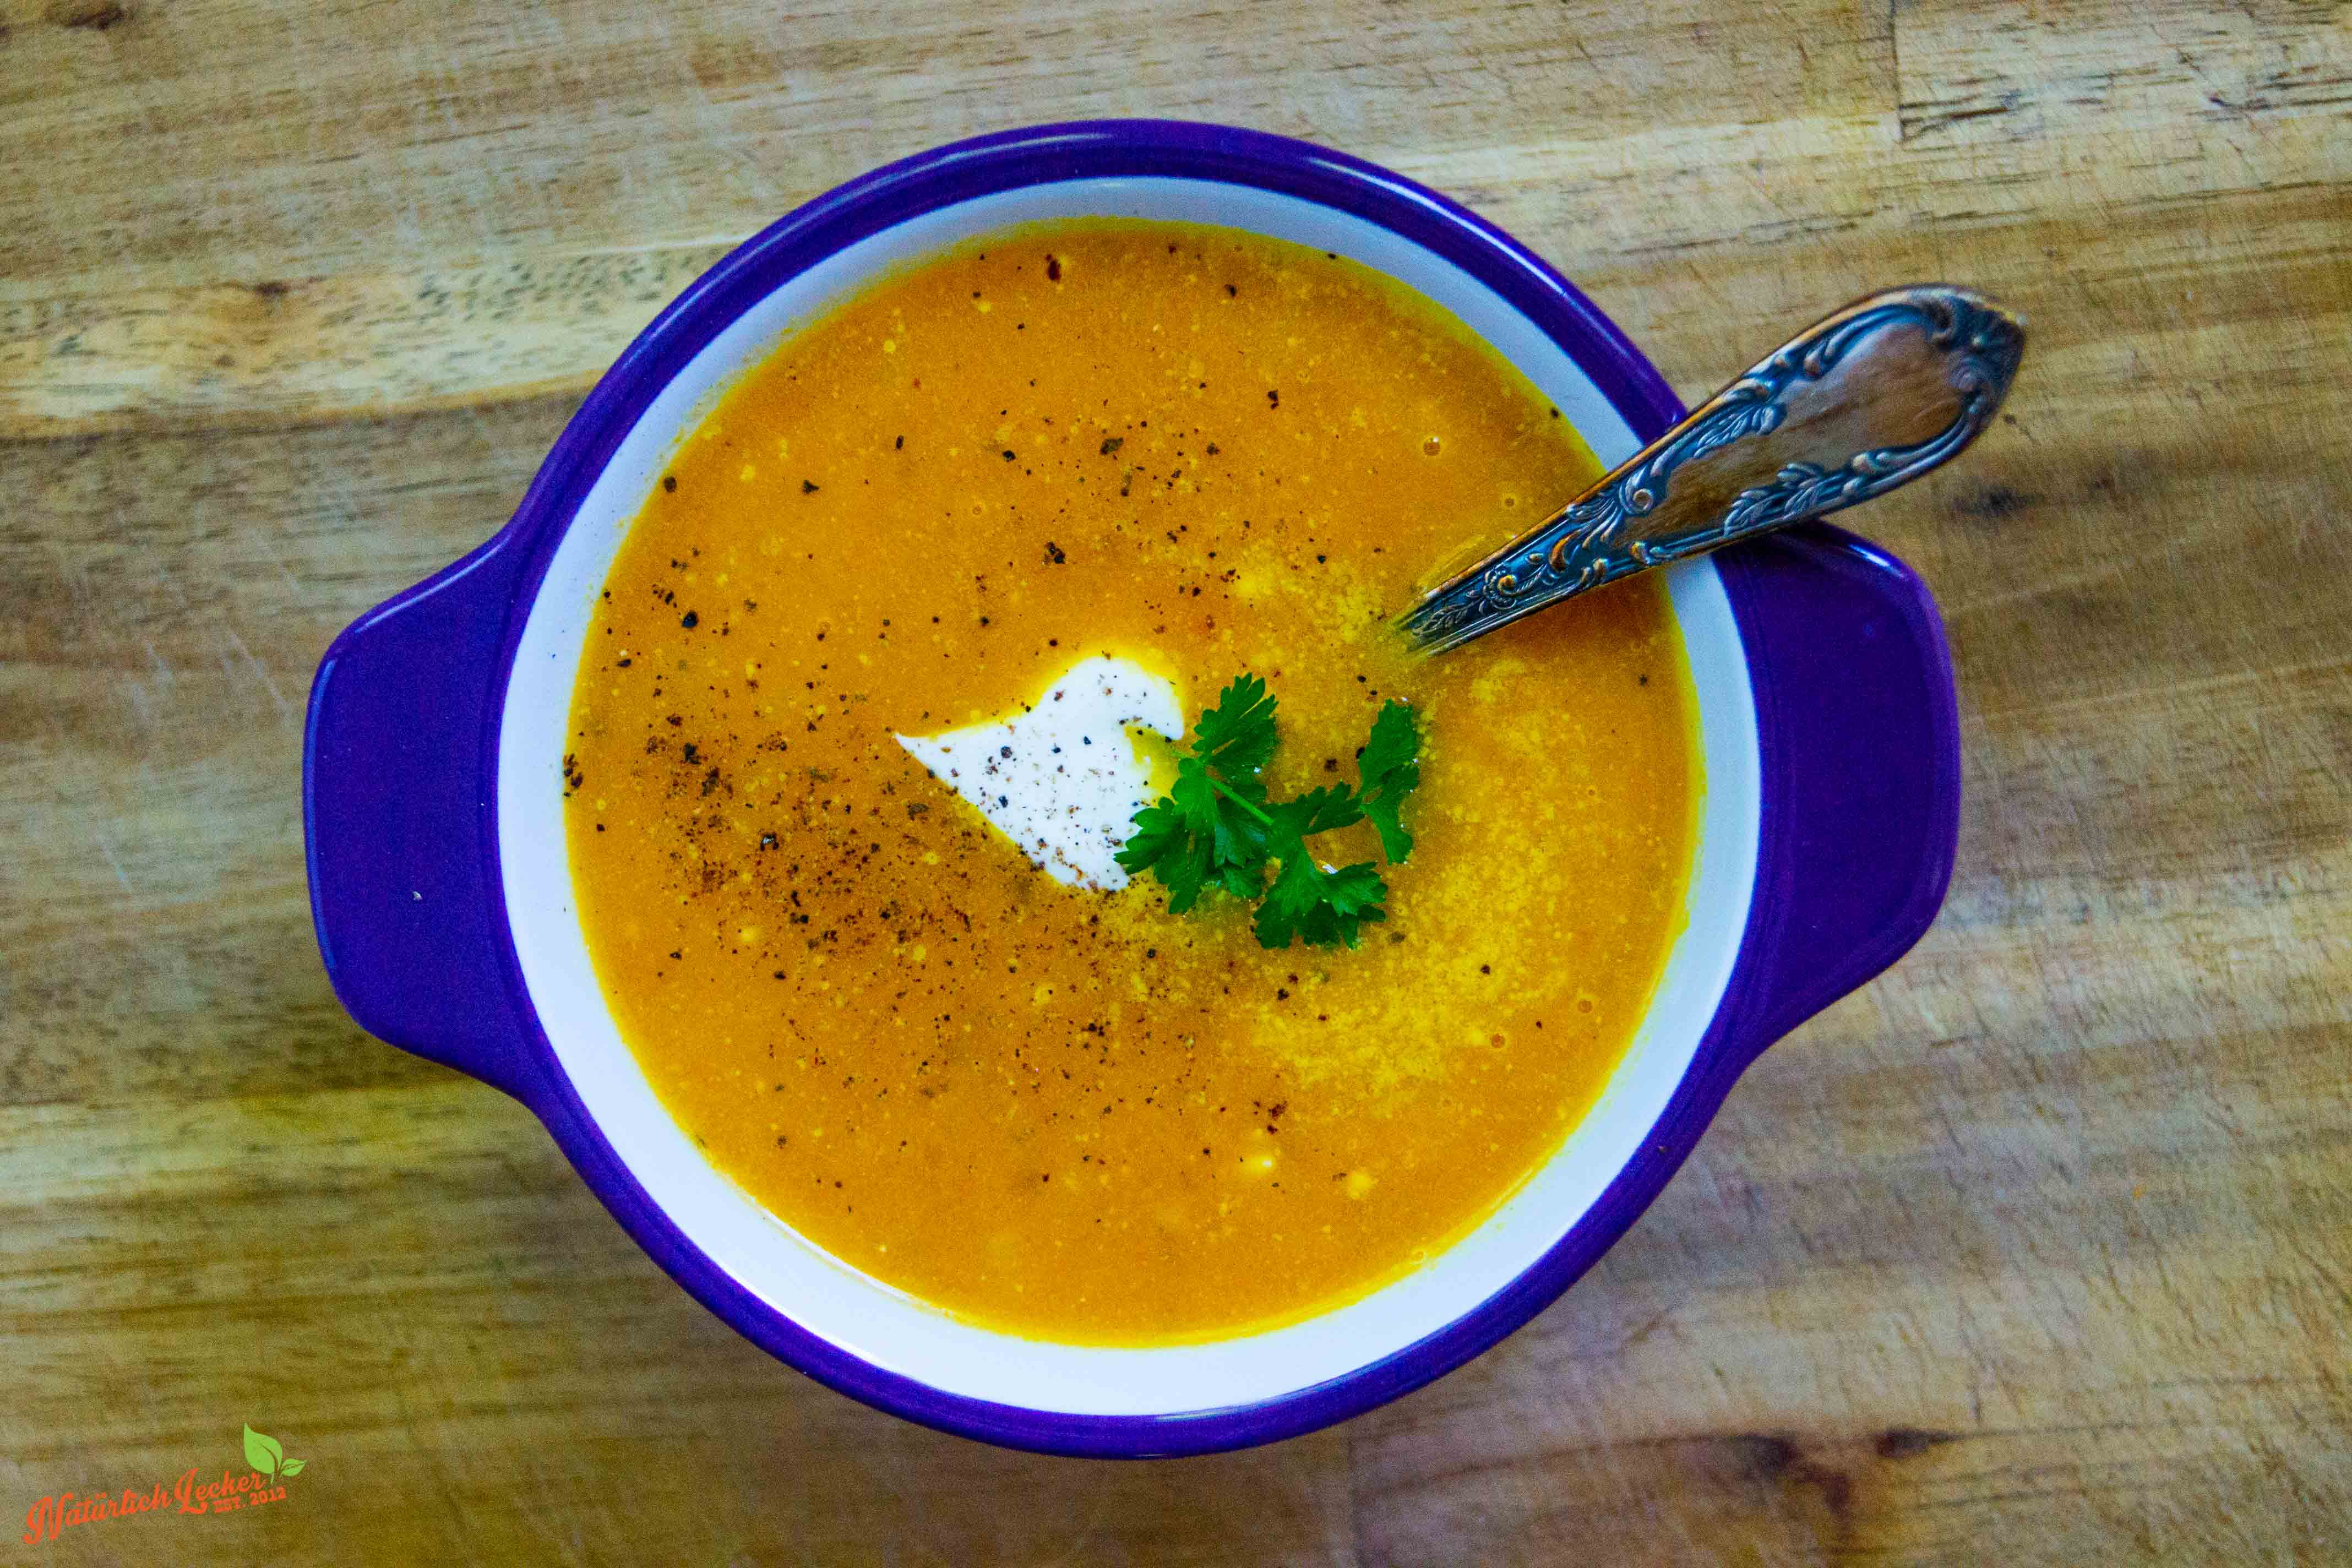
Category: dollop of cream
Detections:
[{"x1": 896, "y1": 656, "x2": 1183, "y2": 890}]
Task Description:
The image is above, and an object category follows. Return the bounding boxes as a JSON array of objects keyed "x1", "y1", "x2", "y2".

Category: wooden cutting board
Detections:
[{"x1": 3, "y1": 1, "x2": 2347, "y2": 1561}]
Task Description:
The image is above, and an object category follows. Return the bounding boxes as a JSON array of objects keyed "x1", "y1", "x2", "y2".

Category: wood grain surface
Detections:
[{"x1": 4, "y1": 1, "x2": 2349, "y2": 1562}]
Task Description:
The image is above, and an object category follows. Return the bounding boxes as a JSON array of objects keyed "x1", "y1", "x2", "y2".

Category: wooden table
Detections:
[{"x1": 6, "y1": 2, "x2": 2348, "y2": 1561}]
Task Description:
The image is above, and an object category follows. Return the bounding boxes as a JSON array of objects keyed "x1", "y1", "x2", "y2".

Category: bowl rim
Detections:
[{"x1": 372, "y1": 119, "x2": 1949, "y2": 1457}]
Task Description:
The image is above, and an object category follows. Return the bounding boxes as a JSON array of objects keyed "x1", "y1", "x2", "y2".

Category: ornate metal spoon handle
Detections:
[{"x1": 1397, "y1": 285, "x2": 2024, "y2": 653}]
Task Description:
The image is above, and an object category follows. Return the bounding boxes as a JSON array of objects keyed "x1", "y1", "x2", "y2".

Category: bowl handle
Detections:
[
  {"x1": 1718, "y1": 524, "x2": 1962, "y2": 1055},
  {"x1": 303, "y1": 531, "x2": 545, "y2": 1106}
]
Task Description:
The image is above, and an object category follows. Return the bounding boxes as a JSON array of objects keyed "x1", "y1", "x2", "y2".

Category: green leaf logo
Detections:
[
  {"x1": 243, "y1": 1425, "x2": 284, "y2": 1477},
  {"x1": 279, "y1": 1458, "x2": 306, "y2": 1477}
]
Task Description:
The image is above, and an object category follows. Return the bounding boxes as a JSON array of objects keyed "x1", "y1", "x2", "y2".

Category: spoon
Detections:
[{"x1": 1396, "y1": 285, "x2": 2025, "y2": 653}]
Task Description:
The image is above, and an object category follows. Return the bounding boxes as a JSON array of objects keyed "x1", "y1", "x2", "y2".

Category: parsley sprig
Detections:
[{"x1": 1117, "y1": 674, "x2": 1422, "y2": 950}]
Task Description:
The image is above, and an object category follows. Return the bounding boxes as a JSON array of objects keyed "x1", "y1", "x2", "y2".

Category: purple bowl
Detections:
[{"x1": 303, "y1": 121, "x2": 1959, "y2": 1457}]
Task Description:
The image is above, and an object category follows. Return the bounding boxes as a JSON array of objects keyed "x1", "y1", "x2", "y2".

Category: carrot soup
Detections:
[{"x1": 562, "y1": 219, "x2": 1699, "y2": 1343}]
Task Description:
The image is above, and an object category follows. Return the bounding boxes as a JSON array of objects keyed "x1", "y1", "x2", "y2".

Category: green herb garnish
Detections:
[{"x1": 1117, "y1": 674, "x2": 1422, "y2": 950}]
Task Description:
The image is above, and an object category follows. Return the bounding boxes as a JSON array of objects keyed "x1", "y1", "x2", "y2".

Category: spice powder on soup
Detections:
[{"x1": 563, "y1": 219, "x2": 1700, "y2": 1344}]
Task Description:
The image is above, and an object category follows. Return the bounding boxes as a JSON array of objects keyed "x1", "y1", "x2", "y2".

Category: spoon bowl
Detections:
[{"x1": 302, "y1": 121, "x2": 1968, "y2": 1458}]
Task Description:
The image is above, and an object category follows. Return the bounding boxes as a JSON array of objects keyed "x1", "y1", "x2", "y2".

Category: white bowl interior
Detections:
[{"x1": 499, "y1": 178, "x2": 1759, "y2": 1417}]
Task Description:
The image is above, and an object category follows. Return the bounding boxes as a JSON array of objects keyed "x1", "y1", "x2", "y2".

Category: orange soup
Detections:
[{"x1": 563, "y1": 220, "x2": 1699, "y2": 1343}]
